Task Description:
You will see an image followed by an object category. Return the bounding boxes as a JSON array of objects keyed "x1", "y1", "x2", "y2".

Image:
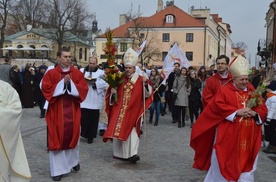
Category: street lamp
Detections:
[{"x1": 42, "y1": 52, "x2": 44, "y2": 65}]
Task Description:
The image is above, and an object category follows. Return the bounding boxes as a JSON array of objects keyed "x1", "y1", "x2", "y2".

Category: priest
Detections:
[
  {"x1": 103, "y1": 48, "x2": 153, "y2": 163},
  {"x1": 42, "y1": 48, "x2": 88, "y2": 181},
  {"x1": 0, "y1": 79, "x2": 31, "y2": 181},
  {"x1": 190, "y1": 55, "x2": 267, "y2": 181}
]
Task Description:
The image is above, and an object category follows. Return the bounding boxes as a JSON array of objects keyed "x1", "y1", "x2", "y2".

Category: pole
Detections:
[
  {"x1": 142, "y1": 71, "x2": 147, "y2": 160},
  {"x1": 42, "y1": 52, "x2": 44, "y2": 64}
]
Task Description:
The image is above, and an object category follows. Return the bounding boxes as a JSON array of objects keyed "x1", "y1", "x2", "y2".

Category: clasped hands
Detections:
[
  {"x1": 64, "y1": 74, "x2": 71, "y2": 85},
  {"x1": 236, "y1": 108, "x2": 256, "y2": 118}
]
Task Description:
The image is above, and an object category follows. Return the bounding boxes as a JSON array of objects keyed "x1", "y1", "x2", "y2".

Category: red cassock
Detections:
[
  {"x1": 42, "y1": 65, "x2": 88, "y2": 151},
  {"x1": 202, "y1": 72, "x2": 232, "y2": 108},
  {"x1": 190, "y1": 82, "x2": 267, "y2": 181},
  {"x1": 103, "y1": 75, "x2": 153, "y2": 142}
]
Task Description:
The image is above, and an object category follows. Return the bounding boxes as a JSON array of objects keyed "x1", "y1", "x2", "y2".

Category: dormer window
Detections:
[{"x1": 166, "y1": 15, "x2": 174, "y2": 23}]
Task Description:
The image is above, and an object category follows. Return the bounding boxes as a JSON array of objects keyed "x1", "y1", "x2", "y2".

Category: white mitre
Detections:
[
  {"x1": 229, "y1": 55, "x2": 249, "y2": 77},
  {"x1": 123, "y1": 48, "x2": 138, "y2": 67}
]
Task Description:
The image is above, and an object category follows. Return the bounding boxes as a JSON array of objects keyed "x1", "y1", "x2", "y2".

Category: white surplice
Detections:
[
  {"x1": 0, "y1": 80, "x2": 31, "y2": 181},
  {"x1": 113, "y1": 128, "x2": 139, "y2": 159}
]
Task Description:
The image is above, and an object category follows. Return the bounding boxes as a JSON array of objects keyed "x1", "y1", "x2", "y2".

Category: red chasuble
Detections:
[
  {"x1": 202, "y1": 72, "x2": 232, "y2": 108},
  {"x1": 103, "y1": 74, "x2": 153, "y2": 142},
  {"x1": 42, "y1": 65, "x2": 88, "y2": 151},
  {"x1": 190, "y1": 82, "x2": 267, "y2": 181}
]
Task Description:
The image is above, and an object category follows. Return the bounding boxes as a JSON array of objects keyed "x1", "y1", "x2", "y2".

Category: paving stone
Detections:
[{"x1": 20, "y1": 107, "x2": 276, "y2": 182}]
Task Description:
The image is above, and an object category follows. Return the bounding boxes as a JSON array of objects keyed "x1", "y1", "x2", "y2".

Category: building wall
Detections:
[
  {"x1": 3, "y1": 32, "x2": 90, "y2": 67},
  {"x1": 266, "y1": 7, "x2": 274, "y2": 46},
  {"x1": 95, "y1": 7, "x2": 232, "y2": 68}
]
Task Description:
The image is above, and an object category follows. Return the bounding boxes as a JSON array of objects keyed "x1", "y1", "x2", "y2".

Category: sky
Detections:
[{"x1": 86, "y1": 0, "x2": 272, "y2": 61}]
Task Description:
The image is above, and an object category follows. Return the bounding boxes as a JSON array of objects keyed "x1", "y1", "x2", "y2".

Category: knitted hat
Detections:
[
  {"x1": 267, "y1": 81, "x2": 276, "y2": 91},
  {"x1": 39, "y1": 65, "x2": 47, "y2": 70},
  {"x1": 200, "y1": 66, "x2": 206, "y2": 70}
]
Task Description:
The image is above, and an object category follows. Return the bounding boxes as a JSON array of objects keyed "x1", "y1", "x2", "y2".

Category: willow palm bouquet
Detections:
[
  {"x1": 102, "y1": 28, "x2": 123, "y2": 103},
  {"x1": 247, "y1": 69, "x2": 275, "y2": 108}
]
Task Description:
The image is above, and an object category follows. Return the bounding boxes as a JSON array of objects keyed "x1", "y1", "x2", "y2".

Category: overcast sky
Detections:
[{"x1": 86, "y1": 0, "x2": 271, "y2": 61}]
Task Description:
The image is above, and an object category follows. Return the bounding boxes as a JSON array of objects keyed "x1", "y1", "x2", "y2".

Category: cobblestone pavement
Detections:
[{"x1": 21, "y1": 107, "x2": 276, "y2": 182}]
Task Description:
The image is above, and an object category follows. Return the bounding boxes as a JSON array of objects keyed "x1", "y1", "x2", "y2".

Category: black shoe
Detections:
[
  {"x1": 99, "y1": 130, "x2": 105, "y2": 136},
  {"x1": 182, "y1": 122, "x2": 185, "y2": 127},
  {"x1": 87, "y1": 139, "x2": 93, "y2": 144},
  {"x1": 149, "y1": 119, "x2": 152, "y2": 123},
  {"x1": 40, "y1": 115, "x2": 45, "y2": 118},
  {"x1": 140, "y1": 130, "x2": 143, "y2": 135},
  {"x1": 72, "y1": 164, "x2": 80, "y2": 171},
  {"x1": 52, "y1": 175, "x2": 62, "y2": 181},
  {"x1": 178, "y1": 125, "x2": 181, "y2": 128},
  {"x1": 154, "y1": 121, "x2": 158, "y2": 126},
  {"x1": 161, "y1": 111, "x2": 165, "y2": 116},
  {"x1": 172, "y1": 120, "x2": 177, "y2": 123},
  {"x1": 129, "y1": 155, "x2": 140, "y2": 163},
  {"x1": 113, "y1": 156, "x2": 129, "y2": 161},
  {"x1": 263, "y1": 146, "x2": 276, "y2": 154}
]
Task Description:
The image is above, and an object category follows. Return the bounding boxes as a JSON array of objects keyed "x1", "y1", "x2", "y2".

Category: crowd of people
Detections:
[{"x1": 1, "y1": 50, "x2": 276, "y2": 181}]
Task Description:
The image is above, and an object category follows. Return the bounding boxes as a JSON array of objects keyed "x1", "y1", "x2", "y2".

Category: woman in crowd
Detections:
[
  {"x1": 173, "y1": 67, "x2": 190, "y2": 128},
  {"x1": 10, "y1": 65, "x2": 22, "y2": 95},
  {"x1": 197, "y1": 66, "x2": 207, "y2": 82},
  {"x1": 21, "y1": 65, "x2": 35, "y2": 108},
  {"x1": 34, "y1": 65, "x2": 47, "y2": 118},
  {"x1": 188, "y1": 70, "x2": 202, "y2": 128},
  {"x1": 149, "y1": 67, "x2": 164, "y2": 126}
]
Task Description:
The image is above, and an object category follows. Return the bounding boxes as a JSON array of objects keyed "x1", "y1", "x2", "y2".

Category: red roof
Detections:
[{"x1": 98, "y1": 5, "x2": 206, "y2": 38}]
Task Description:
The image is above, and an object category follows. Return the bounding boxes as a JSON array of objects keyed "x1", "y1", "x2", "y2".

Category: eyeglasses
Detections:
[{"x1": 216, "y1": 62, "x2": 227, "y2": 65}]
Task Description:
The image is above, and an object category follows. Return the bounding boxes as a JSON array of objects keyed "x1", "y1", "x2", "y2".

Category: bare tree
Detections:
[
  {"x1": 0, "y1": 0, "x2": 14, "y2": 56},
  {"x1": 69, "y1": 3, "x2": 93, "y2": 36},
  {"x1": 125, "y1": 13, "x2": 161, "y2": 66},
  {"x1": 47, "y1": 0, "x2": 91, "y2": 50},
  {"x1": 10, "y1": 0, "x2": 51, "y2": 31}
]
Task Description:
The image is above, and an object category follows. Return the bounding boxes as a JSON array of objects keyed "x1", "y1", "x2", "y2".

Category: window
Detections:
[
  {"x1": 186, "y1": 33, "x2": 194, "y2": 42},
  {"x1": 162, "y1": 51, "x2": 168, "y2": 60},
  {"x1": 140, "y1": 33, "x2": 145, "y2": 39},
  {"x1": 166, "y1": 15, "x2": 174, "y2": 23},
  {"x1": 79, "y1": 48, "x2": 83, "y2": 60},
  {"x1": 85, "y1": 48, "x2": 87, "y2": 61},
  {"x1": 162, "y1": 33, "x2": 170, "y2": 42},
  {"x1": 120, "y1": 43, "x2": 127, "y2": 52},
  {"x1": 186, "y1": 52, "x2": 193, "y2": 61},
  {"x1": 100, "y1": 54, "x2": 107, "y2": 59}
]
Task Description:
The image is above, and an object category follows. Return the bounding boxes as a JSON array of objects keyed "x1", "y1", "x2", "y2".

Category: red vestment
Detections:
[
  {"x1": 42, "y1": 65, "x2": 88, "y2": 150},
  {"x1": 190, "y1": 82, "x2": 267, "y2": 181},
  {"x1": 103, "y1": 74, "x2": 153, "y2": 142},
  {"x1": 202, "y1": 72, "x2": 232, "y2": 108}
]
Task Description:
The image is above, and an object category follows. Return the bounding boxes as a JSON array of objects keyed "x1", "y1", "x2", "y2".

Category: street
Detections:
[{"x1": 21, "y1": 106, "x2": 276, "y2": 182}]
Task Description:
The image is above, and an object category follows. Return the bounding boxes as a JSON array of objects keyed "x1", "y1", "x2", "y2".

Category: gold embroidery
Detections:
[
  {"x1": 235, "y1": 92, "x2": 249, "y2": 108},
  {"x1": 114, "y1": 80, "x2": 133, "y2": 136},
  {"x1": 240, "y1": 118, "x2": 252, "y2": 126},
  {"x1": 240, "y1": 140, "x2": 248, "y2": 151},
  {"x1": 236, "y1": 92, "x2": 250, "y2": 123},
  {"x1": 124, "y1": 52, "x2": 135, "y2": 64}
]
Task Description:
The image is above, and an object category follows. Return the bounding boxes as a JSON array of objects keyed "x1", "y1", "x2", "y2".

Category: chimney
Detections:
[
  {"x1": 26, "y1": 25, "x2": 32, "y2": 31},
  {"x1": 157, "y1": 0, "x2": 163, "y2": 12},
  {"x1": 119, "y1": 14, "x2": 128, "y2": 25}
]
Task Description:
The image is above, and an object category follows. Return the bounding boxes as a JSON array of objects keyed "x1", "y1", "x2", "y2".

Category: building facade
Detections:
[
  {"x1": 2, "y1": 27, "x2": 92, "y2": 67},
  {"x1": 264, "y1": 1, "x2": 276, "y2": 67},
  {"x1": 95, "y1": 2, "x2": 232, "y2": 68}
]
